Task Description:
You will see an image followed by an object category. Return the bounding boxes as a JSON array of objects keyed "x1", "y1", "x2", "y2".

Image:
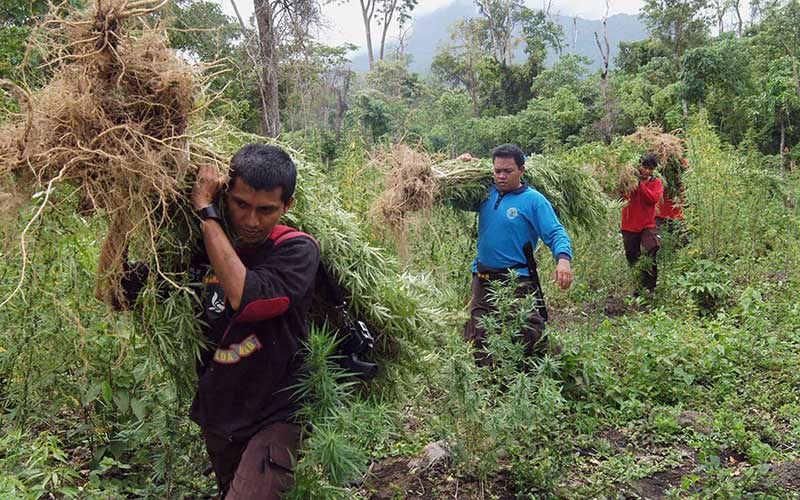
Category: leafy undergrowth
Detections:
[
  {"x1": 3, "y1": 121, "x2": 800, "y2": 499},
  {"x1": 327, "y1": 120, "x2": 800, "y2": 499}
]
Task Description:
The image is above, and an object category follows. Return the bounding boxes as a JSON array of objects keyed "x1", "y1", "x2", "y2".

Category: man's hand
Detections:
[
  {"x1": 456, "y1": 153, "x2": 476, "y2": 162},
  {"x1": 192, "y1": 163, "x2": 225, "y2": 210},
  {"x1": 553, "y1": 258, "x2": 572, "y2": 290}
]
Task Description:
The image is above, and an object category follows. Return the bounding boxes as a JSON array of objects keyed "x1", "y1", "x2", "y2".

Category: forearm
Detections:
[
  {"x1": 639, "y1": 180, "x2": 663, "y2": 204},
  {"x1": 202, "y1": 219, "x2": 246, "y2": 310}
]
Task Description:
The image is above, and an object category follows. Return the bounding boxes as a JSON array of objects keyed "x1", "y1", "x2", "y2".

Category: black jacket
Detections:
[{"x1": 187, "y1": 226, "x2": 320, "y2": 440}]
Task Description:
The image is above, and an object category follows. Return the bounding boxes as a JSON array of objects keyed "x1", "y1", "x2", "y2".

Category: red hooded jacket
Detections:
[
  {"x1": 622, "y1": 176, "x2": 663, "y2": 232},
  {"x1": 656, "y1": 195, "x2": 684, "y2": 220}
]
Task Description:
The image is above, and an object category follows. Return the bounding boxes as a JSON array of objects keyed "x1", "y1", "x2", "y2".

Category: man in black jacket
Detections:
[{"x1": 189, "y1": 144, "x2": 319, "y2": 499}]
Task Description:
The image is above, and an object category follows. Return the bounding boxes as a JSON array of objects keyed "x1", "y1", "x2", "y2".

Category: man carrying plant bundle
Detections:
[
  {"x1": 456, "y1": 144, "x2": 573, "y2": 367},
  {"x1": 113, "y1": 144, "x2": 319, "y2": 499},
  {"x1": 622, "y1": 153, "x2": 664, "y2": 294},
  {"x1": 189, "y1": 144, "x2": 320, "y2": 500}
]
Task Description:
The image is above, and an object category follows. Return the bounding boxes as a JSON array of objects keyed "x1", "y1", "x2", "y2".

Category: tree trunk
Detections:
[
  {"x1": 230, "y1": 0, "x2": 271, "y2": 137},
  {"x1": 360, "y1": 0, "x2": 375, "y2": 69},
  {"x1": 334, "y1": 70, "x2": 351, "y2": 139},
  {"x1": 733, "y1": 0, "x2": 743, "y2": 36},
  {"x1": 467, "y1": 68, "x2": 480, "y2": 116},
  {"x1": 379, "y1": 0, "x2": 397, "y2": 61},
  {"x1": 595, "y1": 2, "x2": 612, "y2": 144},
  {"x1": 780, "y1": 118, "x2": 786, "y2": 180},
  {"x1": 572, "y1": 16, "x2": 578, "y2": 49},
  {"x1": 254, "y1": 0, "x2": 280, "y2": 137}
]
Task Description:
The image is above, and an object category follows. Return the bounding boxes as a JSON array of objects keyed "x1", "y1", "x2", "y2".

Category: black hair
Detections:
[
  {"x1": 640, "y1": 153, "x2": 659, "y2": 169},
  {"x1": 228, "y1": 144, "x2": 296, "y2": 204},
  {"x1": 491, "y1": 143, "x2": 526, "y2": 168}
]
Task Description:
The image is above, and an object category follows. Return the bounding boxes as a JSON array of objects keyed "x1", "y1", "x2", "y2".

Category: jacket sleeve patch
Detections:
[{"x1": 235, "y1": 297, "x2": 290, "y2": 323}]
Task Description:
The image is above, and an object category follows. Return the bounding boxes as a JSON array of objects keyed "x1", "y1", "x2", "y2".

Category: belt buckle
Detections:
[{"x1": 477, "y1": 272, "x2": 490, "y2": 280}]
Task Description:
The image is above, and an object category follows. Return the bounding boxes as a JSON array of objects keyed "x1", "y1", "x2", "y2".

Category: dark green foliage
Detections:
[
  {"x1": 616, "y1": 39, "x2": 671, "y2": 75},
  {"x1": 350, "y1": 93, "x2": 396, "y2": 142}
]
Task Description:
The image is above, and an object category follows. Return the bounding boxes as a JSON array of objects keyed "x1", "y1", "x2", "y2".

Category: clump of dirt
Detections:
[
  {"x1": 634, "y1": 463, "x2": 696, "y2": 499},
  {"x1": 767, "y1": 460, "x2": 800, "y2": 490}
]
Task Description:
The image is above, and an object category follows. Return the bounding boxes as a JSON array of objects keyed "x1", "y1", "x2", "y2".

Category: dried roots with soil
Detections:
[{"x1": 0, "y1": 0, "x2": 208, "y2": 307}]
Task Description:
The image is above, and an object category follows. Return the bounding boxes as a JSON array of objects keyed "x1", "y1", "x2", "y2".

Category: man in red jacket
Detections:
[{"x1": 622, "y1": 153, "x2": 664, "y2": 293}]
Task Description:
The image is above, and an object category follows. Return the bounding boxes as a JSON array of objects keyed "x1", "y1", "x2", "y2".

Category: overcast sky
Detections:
[{"x1": 220, "y1": 0, "x2": 749, "y2": 51}]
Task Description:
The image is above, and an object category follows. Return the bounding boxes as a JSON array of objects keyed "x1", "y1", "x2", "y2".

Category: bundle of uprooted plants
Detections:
[
  {"x1": 581, "y1": 153, "x2": 639, "y2": 198},
  {"x1": 626, "y1": 125, "x2": 686, "y2": 198},
  {"x1": 0, "y1": 0, "x2": 201, "y2": 307},
  {"x1": 0, "y1": 0, "x2": 440, "y2": 393},
  {"x1": 372, "y1": 144, "x2": 608, "y2": 236}
]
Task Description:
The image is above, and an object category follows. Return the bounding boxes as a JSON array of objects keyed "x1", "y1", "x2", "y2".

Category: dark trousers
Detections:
[
  {"x1": 203, "y1": 421, "x2": 302, "y2": 500},
  {"x1": 622, "y1": 228, "x2": 660, "y2": 292},
  {"x1": 463, "y1": 275, "x2": 546, "y2": 367}
]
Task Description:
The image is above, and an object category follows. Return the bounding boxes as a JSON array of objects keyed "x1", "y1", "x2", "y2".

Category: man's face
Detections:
[
  {"x1": 493, "y1": 156, "x2": 524, "y2": 194},
  {"x1": 225, "y1": 178, "x2": 293, "y2": 246},
  {"x1": 638, "y1": 165, "x2": 655, "y2": 179}
]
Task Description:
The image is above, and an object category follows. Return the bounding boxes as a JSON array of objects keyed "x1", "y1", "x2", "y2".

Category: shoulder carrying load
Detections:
[{"x1": 271, "y1": 226, "x2": 378, "y2": 380}]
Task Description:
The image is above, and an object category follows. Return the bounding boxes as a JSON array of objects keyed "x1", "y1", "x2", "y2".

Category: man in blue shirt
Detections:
[{"x1": 457, "y1": 144, "x2": 573, "y2": 366}]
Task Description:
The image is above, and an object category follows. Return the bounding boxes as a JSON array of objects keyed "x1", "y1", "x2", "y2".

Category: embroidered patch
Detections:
[
  {"x1": 214, "y1": 334, "x2": 263, "y2": 364},
  {"x1": 506, "y1": 207, "x2": 519, "y2": 220},
  {"x1": 208, "y1": 291, "x2": 225, "y2": 314}
]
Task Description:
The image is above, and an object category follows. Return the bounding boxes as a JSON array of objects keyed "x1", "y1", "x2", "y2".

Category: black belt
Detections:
[
  {"x1": 475, "y1": 263, "x2": 527, "y2": 281},
  {"x1": 476, "y1": 250, "x2": 549, "y2": 322}
]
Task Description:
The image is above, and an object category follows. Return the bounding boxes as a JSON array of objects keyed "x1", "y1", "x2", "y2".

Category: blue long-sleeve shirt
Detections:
[{"x1": 471, "y1": 183, "x2": 573, "y2": 276}]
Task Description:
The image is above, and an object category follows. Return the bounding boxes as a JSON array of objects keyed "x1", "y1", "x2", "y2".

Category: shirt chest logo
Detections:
[
  {"x1": 506, "y1": 207, "x2": 520, "y2": 220},
  {"x1": 214, "y1": 334, "x2": 263, "y2": 364}
]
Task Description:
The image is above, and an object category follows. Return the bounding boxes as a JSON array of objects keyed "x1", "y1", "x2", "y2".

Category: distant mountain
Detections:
[{"x1": 349, "y1": 0, "x2": 648, "y2": 74}]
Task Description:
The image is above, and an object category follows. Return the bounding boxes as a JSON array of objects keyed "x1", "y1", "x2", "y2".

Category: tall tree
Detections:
[
  {"x1": 641, "y1": 0, "x2": 711, "y2": 115},
  {"x1": 516, "y1": 5, "x2": 563, "y2": 67},
  {"x1": 474, "y1": 0, "x2": 523, "y2": 65},
  {"x1": 595, "y1": 0, "x2": 612, "y2": 143},
  {"x1": 731, "y1": 0, "x2": 744, "y2": 36},
  {"x1": 710, "y1": 0, "x2": 728, "y2": 34},
  {"x1": 357, "y1": 0, "x2": 417, "y2": 70},
  {"x1": 249, "y1": 0, "x2": 322, "y2": 137},
  {"x1": 431, "y1": 18, "x2": 488, "y2": 115},
  {"x1": 433, "y1": 3, "x2": 561, "y2": 116},
  {"x1": 641, "y1": 0, "x2": 711, "y2": 61}
]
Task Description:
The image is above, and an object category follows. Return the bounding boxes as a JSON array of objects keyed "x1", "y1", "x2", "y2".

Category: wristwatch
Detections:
[{"x1": 197, "y1": 205, "x2": 222, "y2": 223}]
